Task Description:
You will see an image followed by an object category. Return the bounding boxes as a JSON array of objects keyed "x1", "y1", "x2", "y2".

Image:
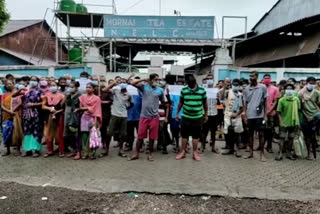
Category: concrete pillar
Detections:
[{"x1": 211, "y1": 48, "x2": 233, "y2": 84}]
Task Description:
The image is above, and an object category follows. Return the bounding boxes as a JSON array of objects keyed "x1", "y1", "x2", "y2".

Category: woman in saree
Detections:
[
  {"x1": 42, "y1": 81, "x2": 65, "y2": 157},
  {"x1": 1, "y1": 80, "x2": 14, "y2": 156},
  {"x1": 63, "y1": 81, "x2": 81, "y2": 160},
  {"x1": 22, "y1": 76, "x2": 44, "y2": 157},
  {"x1": 77, "y1": 82, "x2": 102, "y2": 160},
  {"x1": 10, "y1": 83, "x2": 26, "y2": 155}
]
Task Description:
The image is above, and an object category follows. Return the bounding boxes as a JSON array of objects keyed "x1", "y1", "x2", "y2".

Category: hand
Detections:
[
  {"x1": 50, "y1": 107, "x2": 56, "y2": 113},
  {"x1": 129, "y1": 72, "x2": 135, "y2": 78},
  {"x1": 74, "y1": 108, "x2": 79, "y2": 113},
  {"x1": 175, "y1": 114, "x2": 180, "y2": 121},
  {"x1": 27, "y1": 103, "x2": 34, "y2": 108},
  {"x1": 231, "y1": 113, "x2": 237, "y2": 119},
  {"x1": 9, "y1": 111, "x2": 15, "y2": 115},
  {"x1": 243, "y1": 115, "x2": 248, "y2": 125},
  {"x1": 307, "y1": 116, "x2": 313, "y2": 122},
  {"x1": 164, "y1": 118, "x2": 168, "y2": 123},
  {"x1": 204, "y1": 115, "x2": 208, "y2": 123}
]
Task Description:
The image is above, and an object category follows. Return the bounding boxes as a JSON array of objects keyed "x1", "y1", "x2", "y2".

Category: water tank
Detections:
[
  {"x1": 59, "y1": 0, "x2": 77, "y2": 12},
  {"x1": 68, "y1": 46, "x2": 82, "y2": 63},
  {"x1": 76, "y1": 4, "x2": 88, "y2": 13}
]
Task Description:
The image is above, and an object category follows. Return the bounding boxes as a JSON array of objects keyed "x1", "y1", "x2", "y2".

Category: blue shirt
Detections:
[
  {"x1": 138, "y1": 84, "x2": 164, "y2": 118},
  {"x1": 127, "y1": 92, "x2": 142, "y2": 121}
]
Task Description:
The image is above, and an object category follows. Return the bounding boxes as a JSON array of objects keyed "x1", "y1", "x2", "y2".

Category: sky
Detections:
[
  {"x1": 5, "y1": 0, "x2": 279, "y2": 66},
  {"x1": 6, "y1": 0, "x2": 279, "y2": 38}
]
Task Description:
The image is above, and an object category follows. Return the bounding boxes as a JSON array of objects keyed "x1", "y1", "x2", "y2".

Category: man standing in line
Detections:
[
  {"x1": 262, "y1": 74, "x2": 280, "y2": 153},
  {"x1": 243, "y1": 71, "x2": 268, "y2": 162},
  {"x1": 176, "y1": 74, "x2": 208, "y2": 161},
  {"x1": 128, "y1": 73, "x2": 164, "y2": 161}
]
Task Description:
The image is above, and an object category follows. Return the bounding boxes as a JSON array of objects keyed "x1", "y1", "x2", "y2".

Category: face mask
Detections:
[
  {"x1": 202, "y1": 84, "x2": 207, "y2": 88},
  {"x1": 119, "y1": 83, "x2": 128, "y2": 89},
  {"x1": 66, "y1": 80, "x2": 71, "y2": 85},
  {"x1": 207, "y1": 80, "x2": 214, "y2": 87},
  {"x1": 263, "y1": 78, "x2": 271, "y2": 85},
  {"x1": 232, "y1": 86, "x2": 239, "y2": 92},
  {"x1": 18, "y1": 84, "x2": 25, "y2": 90},
  {"x1": 285, "y1": 89, "x2": 294, "y2": 96},
  {"x1": 307, "y1": 84, "x2": 315, "y2": 91},
  {"x1": 152, "y1": 81, "x2": 158, "y2": 87},
  {"x1": 91, "y1": 81, "x2": 98, "y2": 86},
  {"x1": 159, "y1": 80, "x2": 166, "y2": 86},
  {"x1": 67, "y1": 87, "x2": 75, "y2": 93},
  {"x1": 50, "y1": 86, "x2": 58, "y2": 93},
  {"x1": 40, "y1": 80, "x2": 48, "y2": 87},
  {"x1": 29, "y1": 81, "x2": 38, "y2": 88},
  {"x1": 100, "y1": 82, "x2": 107, "y2": 87}
]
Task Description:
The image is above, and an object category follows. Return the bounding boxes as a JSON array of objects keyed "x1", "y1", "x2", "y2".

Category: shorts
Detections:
[
  {"x1": 137, "y1": 117, "x2": 160, "y2": 140},
  {"x1": 279, "y1": 126, "x2": 298, "y2": 140},
  {"x1": 247, "y1": 118, "x2": 265, "y2": 134},
  {"x1": 181, "y1": 117, "x2": 203, "y2": 139},
  {"x1": 224, "y1": 116, "x2": 243, "y2": 134},
  {"x1": 107, "y1": 115, "x2": 127, "y2": 138}
]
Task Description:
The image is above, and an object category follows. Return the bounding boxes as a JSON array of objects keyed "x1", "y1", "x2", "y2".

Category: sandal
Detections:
[
  {"x1": 59, "y1": 153, "x2": 65, "y2": 158},
  {"x1": 99, "y1": 151, "x2": 108, "y2": 158},
  {"x1": 147, "y1": 155, "x2": 155, "y2": 162},
  {"x1": 128, "y1": 155, "x2": 139, "y2": 161},
  {"x1": 43, "y1": 153, "x2": 53, "y2": 158},
  {"x1": 118, "y1": 152, "x2": 127, "y2": 158},
  {"x1": 74, "y1": 155, "x2": 81, "y2": 160},
  {"x1": 33, "y1": 153, "x2": 40, "y2": 158}
]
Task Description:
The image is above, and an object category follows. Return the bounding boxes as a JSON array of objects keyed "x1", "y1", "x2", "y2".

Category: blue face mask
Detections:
[
  {"x1": 232, "y1": 86, "x2": 240, "y2": 92},
  {"x1": 29, "y1": 81, "x2": 38, "y2": 88},
  {"x1": 119, "y1": 83, "x2": 128, "y2": 89},
  {"x1": 66, "y1": 79, "x2": 71, "y2": 85},
  {"x1": 67, "y1": 87, "x2": 75, "y2": 93},
  {"x1": 18, "y1": 84, "x2": 25, "y2": 90},
  {"x1": 207, "y1": 80, "x2": 214, "y2": 87},
  {"x1": 307, "y1": 84, "x2": 315, "y2": 91},
  {"x1": 50, "y1": 86, "x2": 58, "y2": 93},
  {"x1": 285, "y1": 89, "x2": 294, "y2": 96},
  {"x1": 91, "y1": 81, "x2": 98, "y2": 86}
]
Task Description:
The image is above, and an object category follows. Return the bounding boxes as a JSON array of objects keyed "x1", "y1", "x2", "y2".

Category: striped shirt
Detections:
[{"x1": 181, "y1": 86, "x2": 207, "y2": 119}]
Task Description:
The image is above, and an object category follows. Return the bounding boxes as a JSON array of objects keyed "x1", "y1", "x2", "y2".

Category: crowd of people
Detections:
[{"x1": 0, "y1": 71, "x2": 319, "y2": 162}]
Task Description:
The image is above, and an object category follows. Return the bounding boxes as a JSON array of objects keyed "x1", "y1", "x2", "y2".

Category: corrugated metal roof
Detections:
[
  {"x1": 0, "y1": 48, "x2": 56, "y2": 66},
  {"x1": 253, "y1": 0, "x2": 320, "y2": 35},
  {"x1": 0, "y1": 20, "x2": 43, "y2": 37},
  {"x1": 235, "y1": 31, "x2": 320, "y2": 67}
]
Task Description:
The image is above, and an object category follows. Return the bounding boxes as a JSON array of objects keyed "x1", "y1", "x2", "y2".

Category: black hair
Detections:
[
  {"x1": 70, "y1": 81, "x2": 80, "y2": 88},
  {"x1": 307, "y1": 77, "x2": 316, "y2": 83},
  {"x1": 134, "y1": 76, "x2": 141, "y2": 80},
  {"x1": 218, "y1": 80, "x2": 224, "y2": 84},
  {"x1": 87, "y1": 82, "x2": 96, "y2": 88},
  {"x1": 80, "y1": 72, "x2": 89, "y2": 77},
  {"x1": 30, "y1": 76, "x2": 40, "y2": 82},
  {"x1": 263, "y1": 74, "x2": 271, "y2": 78},
  {"x1": 240, "y1": 78, "x2": 249, "y2": 85},
  {"x1": 185, "y1": 74, "x2": 196, "y2": 84},
  {"x1": 5, "y1": 74, "x2": 14, "y2": 79},
  {"x1": 287, "y1": 78, "x2": 297, "y2": 83},
  {"x1": 279, "y1": 80, "x2": 287, "y2": 86},
  {"x1": 250, "y1": 71, "x2": 258, "y2": 78},
  {"x1": 59, "y1": 77, "x2": 67, "y2": 82},
  {"x1": 149, "y1": 73, "x2": 159, "y2": 81},
  {"x1": 232, "y1": 78, "x2": 240, "y2": 84},
  {"x1": 115, "y1": 76, "x2": 121, "y2": 79},
  {"x1": 284, "y1": 84, "x2": 295, "y2": 90}
]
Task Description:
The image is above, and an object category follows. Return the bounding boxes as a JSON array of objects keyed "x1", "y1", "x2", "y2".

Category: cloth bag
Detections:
[
  {"x1": 293, "y1": 131, "x2": 305, "y2": 158},
  {"x1": 89, "y1": 126, "x2": 102, "y2": 149}
]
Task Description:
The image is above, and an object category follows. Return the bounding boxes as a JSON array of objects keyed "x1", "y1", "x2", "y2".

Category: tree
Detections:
[{"x1": 0, "y1": 0, "x2": 10, "y2": 33}]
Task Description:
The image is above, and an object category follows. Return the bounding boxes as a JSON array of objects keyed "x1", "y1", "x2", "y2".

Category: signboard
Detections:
[
  {"x1": 170, "y1": 65, "x2": 184, "y2": 76},
  {"x1": 104, "y1": 15, "x2": 214, "y2": 40}
]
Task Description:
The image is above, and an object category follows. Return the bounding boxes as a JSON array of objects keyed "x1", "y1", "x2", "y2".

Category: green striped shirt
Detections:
[{"x1": 181, "y1": 86, "x2": 207, "y2": 119}]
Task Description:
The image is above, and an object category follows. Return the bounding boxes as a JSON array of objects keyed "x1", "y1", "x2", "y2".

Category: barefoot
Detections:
[{"x1": 128, "y1": 155, "x2": 139, "y2": 161}]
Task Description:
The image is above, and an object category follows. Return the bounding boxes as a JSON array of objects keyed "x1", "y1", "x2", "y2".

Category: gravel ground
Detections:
[{"x1": 0, "y1": 182, "x2": 319, "y2": 214}]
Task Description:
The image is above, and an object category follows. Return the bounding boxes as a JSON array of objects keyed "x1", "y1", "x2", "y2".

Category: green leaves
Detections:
[{"x1": 0, "y1": 0, "x2": 10, "y2": 34}]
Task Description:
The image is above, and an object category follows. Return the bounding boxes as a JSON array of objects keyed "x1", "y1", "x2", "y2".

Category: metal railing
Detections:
[{"x1": 54, "y1": 0, "x2": 117, "y2": 14}]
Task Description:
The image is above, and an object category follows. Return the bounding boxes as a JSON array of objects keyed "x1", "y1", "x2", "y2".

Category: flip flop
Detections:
[
  {"x1": 118, "y1": 153, "x2": 127, "y2": 158},
  {"x1": 243, "y1": 155, "x2": 253, "y2": 159},
  {"x1": 128, "y1": 156, "x2": 139, "y2": 161},
  {"x1": 147, "y1": 156, "x2": 155, "y2": 162},
  {"x1": 43, "y1": 153, "x2": 53, "y2": 158}
]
